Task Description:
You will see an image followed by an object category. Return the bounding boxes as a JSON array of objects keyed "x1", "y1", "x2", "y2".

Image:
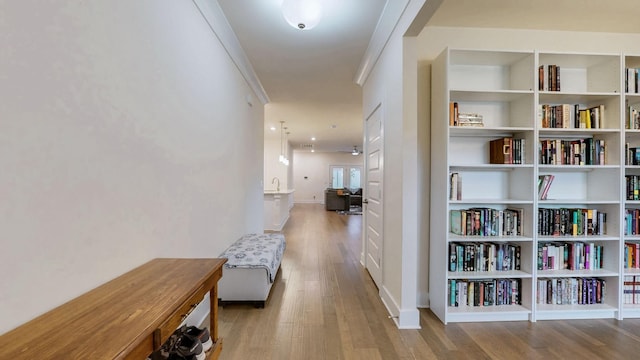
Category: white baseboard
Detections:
[
  {"x1": 417, "y1": 290, "x2": 430, "y2": 308},
  {"x1": 380, "y1": 285, "x2": 421, "y2": 329}
]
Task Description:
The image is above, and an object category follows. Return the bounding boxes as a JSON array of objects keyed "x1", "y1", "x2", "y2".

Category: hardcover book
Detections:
[{"x1": 489, "y1": 137, "x2": 512, "y2": 164}]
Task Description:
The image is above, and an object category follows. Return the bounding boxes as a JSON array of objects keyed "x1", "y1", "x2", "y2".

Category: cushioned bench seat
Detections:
[{"x1": 217, "y1": 233, "x2": 286, "y2": 308}]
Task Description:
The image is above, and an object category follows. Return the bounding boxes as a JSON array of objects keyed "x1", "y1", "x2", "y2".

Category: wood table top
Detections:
[{"x1": 0, "y1": 258, "x2": 227, "y2": 360}]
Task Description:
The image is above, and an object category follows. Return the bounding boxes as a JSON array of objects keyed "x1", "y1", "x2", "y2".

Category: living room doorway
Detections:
[{"x1": 327, "y1": 165, "x2": 363, "y2": 214}]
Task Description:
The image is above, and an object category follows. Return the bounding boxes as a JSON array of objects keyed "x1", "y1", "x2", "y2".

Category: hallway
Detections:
[
  {"x1": 217, "y1": 204, "x2": 640, "y2": 359},
  {"x1": 218, "y1": 203, "x2": 407, "y2": 359}
]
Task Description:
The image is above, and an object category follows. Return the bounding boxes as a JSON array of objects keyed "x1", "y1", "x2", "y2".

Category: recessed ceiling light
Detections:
[
  {"x1": 311, "y1": 137, "x2": 316, "y2": 141},
  {"x1": 270, "y1": 126, "x2": 277, "y2": 131},
  {"x1": 311, "y1": 149, "x2": 315, "y2": 153}
]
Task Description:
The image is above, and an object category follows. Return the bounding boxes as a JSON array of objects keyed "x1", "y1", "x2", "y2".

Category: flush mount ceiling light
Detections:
[
  {"x1": 352, "y1": 146, "x2": 360, "y2": 156},
  {"x1": 281, "y1": 0, "x2": 323, "y2": 30}
]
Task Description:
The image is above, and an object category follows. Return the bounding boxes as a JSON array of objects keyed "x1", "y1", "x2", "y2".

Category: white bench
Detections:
[{"x1": 218, "y1": 233, "x2": 286, "y2": 308}]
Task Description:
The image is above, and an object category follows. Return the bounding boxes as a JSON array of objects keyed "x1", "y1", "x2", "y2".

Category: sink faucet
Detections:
[{"x1": 272, "y1": 177, "x2": 280, "y2": 192}]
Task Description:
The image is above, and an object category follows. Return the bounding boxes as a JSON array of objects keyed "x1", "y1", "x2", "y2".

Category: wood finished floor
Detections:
[{"x1": 217, "y1": 204, "x2": 640, "y2": 359}]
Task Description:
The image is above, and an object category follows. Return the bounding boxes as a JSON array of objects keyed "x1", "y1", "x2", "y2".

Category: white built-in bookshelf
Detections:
[
  {"x1": 429, "y1": 48, "x2": 640, "y2": 323},
  {"x1": 623, "y1": 55, "x2": 640, "y2": 318}
]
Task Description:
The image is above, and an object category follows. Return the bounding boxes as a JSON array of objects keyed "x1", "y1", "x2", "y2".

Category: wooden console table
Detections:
[{"x1": 0, "y1": 258, "x2": 227, "y2": 359}]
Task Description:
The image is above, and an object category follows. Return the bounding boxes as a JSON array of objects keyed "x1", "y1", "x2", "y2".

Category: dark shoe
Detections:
[
  {"x1": 147, "y1": 327, "x2": 184, "y2": 360},
  {"x1": 183, "y1": 326, "x2": 213, "y2": 352},
  {"x1": 173, "y1": 332, "x2": 205, "y2": 360}
]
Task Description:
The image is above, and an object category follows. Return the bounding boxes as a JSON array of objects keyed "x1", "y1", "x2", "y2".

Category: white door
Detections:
[{"x1": 364, "y1": 104, "x2": 383, "y2": 288}]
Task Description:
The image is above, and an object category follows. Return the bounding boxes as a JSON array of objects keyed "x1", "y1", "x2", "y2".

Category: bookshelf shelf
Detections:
[
  {"x1": 450, "y1": 90, "x2": 533, "y2": 102},
  {"x1": 448, "y1": 270, "x2": 532, "y2": 279},
  {"x1": 537, "y1": 269, "x2": 619, "y2": 277},
  {"x1": 450, "y1": 126, "x2": 534, "y2": 137},
  {"x1": 539, "y1": 92, "x2": 619, "y2": 103},
  {"x1": 622, "y1": 307, "x2": 640, "y2": 319},
  {"x1": 538, "y1": 199, "x2": 619, "y2": 204},
  {"x1": 448, "y1": 234, "x2": 533, "y2": 242},
  {"x1": 447, "y1": 305, "x2": 531, "y2": 323},
  {"x1": 538, "y1": 128, "x2": 620, "y2": 136},
  {"x1": 448, "y1": 304, "x2": 531, "y2": 314},
  {"x1": 537, "y1": 235, "x2": 620, "y2": 242},
  {"x1": 447, "y1": 304, "x2": 531, "y2": 319},
  {"x1": 449, "y1": 199, "x2": 533, "y2": 205},
  {"x1": 450, "y1": 164, "x2": 534, "y2": 171},
  {"x1": 431, "y1": 48, "x2": 627, "y2": 324},
  {"x1": 537, "y1": 165, "x2": 619, "y2": 172},
  {"x1": 535, "y1": 304, "x2": 617, "y2": 320}
]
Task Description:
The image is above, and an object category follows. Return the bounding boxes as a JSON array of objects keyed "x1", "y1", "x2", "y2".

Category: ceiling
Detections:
[
  {"x1": 217, "y1": 0, "x2": 386, "y2": 153},
  {"x1": 217, "y1": 0, "x2": 640, "y2": 153}
]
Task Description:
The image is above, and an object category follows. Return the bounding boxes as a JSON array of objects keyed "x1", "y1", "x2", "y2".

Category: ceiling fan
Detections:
[{"x1": 335, "y1": 145, "x2": 362, "y2": 155}]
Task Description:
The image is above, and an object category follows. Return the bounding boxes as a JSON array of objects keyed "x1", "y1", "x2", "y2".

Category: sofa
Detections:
[
  {"x1": 325, "y1": 188, "x2": 350, "y2": 211},
  {"x1": 349, "y1": 188, "x2": 363, "y2": 207},
  {"x1": 324, "y1": 188, "x2": 362, "y2": 211}
]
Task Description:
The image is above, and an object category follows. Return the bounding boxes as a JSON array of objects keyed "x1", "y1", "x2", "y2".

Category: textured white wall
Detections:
[{"x1": 0, "y1": 0, "x2": 264, "y2": 334}]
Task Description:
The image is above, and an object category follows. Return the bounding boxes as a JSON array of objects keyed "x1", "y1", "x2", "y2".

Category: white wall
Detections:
[
  {"x1": 292, "y1": 152, "x2": 364, "y2": 203},
  {"x1": 361, "y1": 0, "x2": 425, "y2": 329},
  {"x1": 264, "y1": 137, "x2": 292, "y2": 191},
  {"x1": 0, "y1": 0, "x2": 264, "y2": 334}
]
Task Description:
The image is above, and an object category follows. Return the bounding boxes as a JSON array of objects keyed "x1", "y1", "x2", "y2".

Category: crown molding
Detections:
[
  {"x1": 354, "y1": 0, "x2": 441, "y2": 87},
  {"x1": 353, "y1": 0, "x2": 410, "y2": 86},
  {"x1": 192, "y1": 0, "x2": 270, "y2": 105}
]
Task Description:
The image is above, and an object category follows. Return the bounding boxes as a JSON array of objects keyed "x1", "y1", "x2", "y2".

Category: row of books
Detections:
[
  {"x1": 449, "y1": 242, "x2": 521, "y2": 272},
  {"x1": 539, "y1": 104, "x2": 605, "y2": 129},
  {"x1": 537, "y1": 242, "x2": 604, "y2": 271},
  {"x1": 449, "y1": 172, "x2": 462, "y2": 200},
  {"x1": 450, "y1": 208, "x2": 523, "y2": 237},
  {"x1": 448, "y1": 278, "x2": 521, "y2": 307},
  {"x1": 623, "y1": 275, "x2": 640, "y2": 304},
  {"x1": 539, "y1": 138, "x2": 606, "y2": 165},
  {"x1": 626, "y1": 175, "x2": 640, "y2": 200},
  {"x1": 537, "y1": 278, "x2": 606, "y2": 305},
  {"x1": 538, "y1": 174, "x2": 555, "y2": 200},
  {"x1": 625, "y1": 144, "x2": 640, "y2": 165},
  {"x1": 448, "y1": 102, "x2": 484, "y2": 127},
  {"x1": 489, "y1": 137, "x2": 525, "y2": 164},
  {"x1": 539, "y1": 65, "x2": 561, "y2": 91},
  {"x1": 626, "y1": 68, "x2": 640, "y2": 94},
  {"x1": 625, "y1": 209, "x2": 640, "y2": 236},
  {"x1": 626, "y1": 104, "x2": 640, "y2": 130},
  {"x1": 624, "y1": 243, "x2": 640, "y2": 269},
  {"x1": 538, "y1": 208, "x2": 607, "y2": 237}
]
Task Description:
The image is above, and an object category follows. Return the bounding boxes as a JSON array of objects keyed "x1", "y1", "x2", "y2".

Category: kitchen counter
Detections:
[{"x1": 264, "y1": 189, "x2": 294, "y2": 231}]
